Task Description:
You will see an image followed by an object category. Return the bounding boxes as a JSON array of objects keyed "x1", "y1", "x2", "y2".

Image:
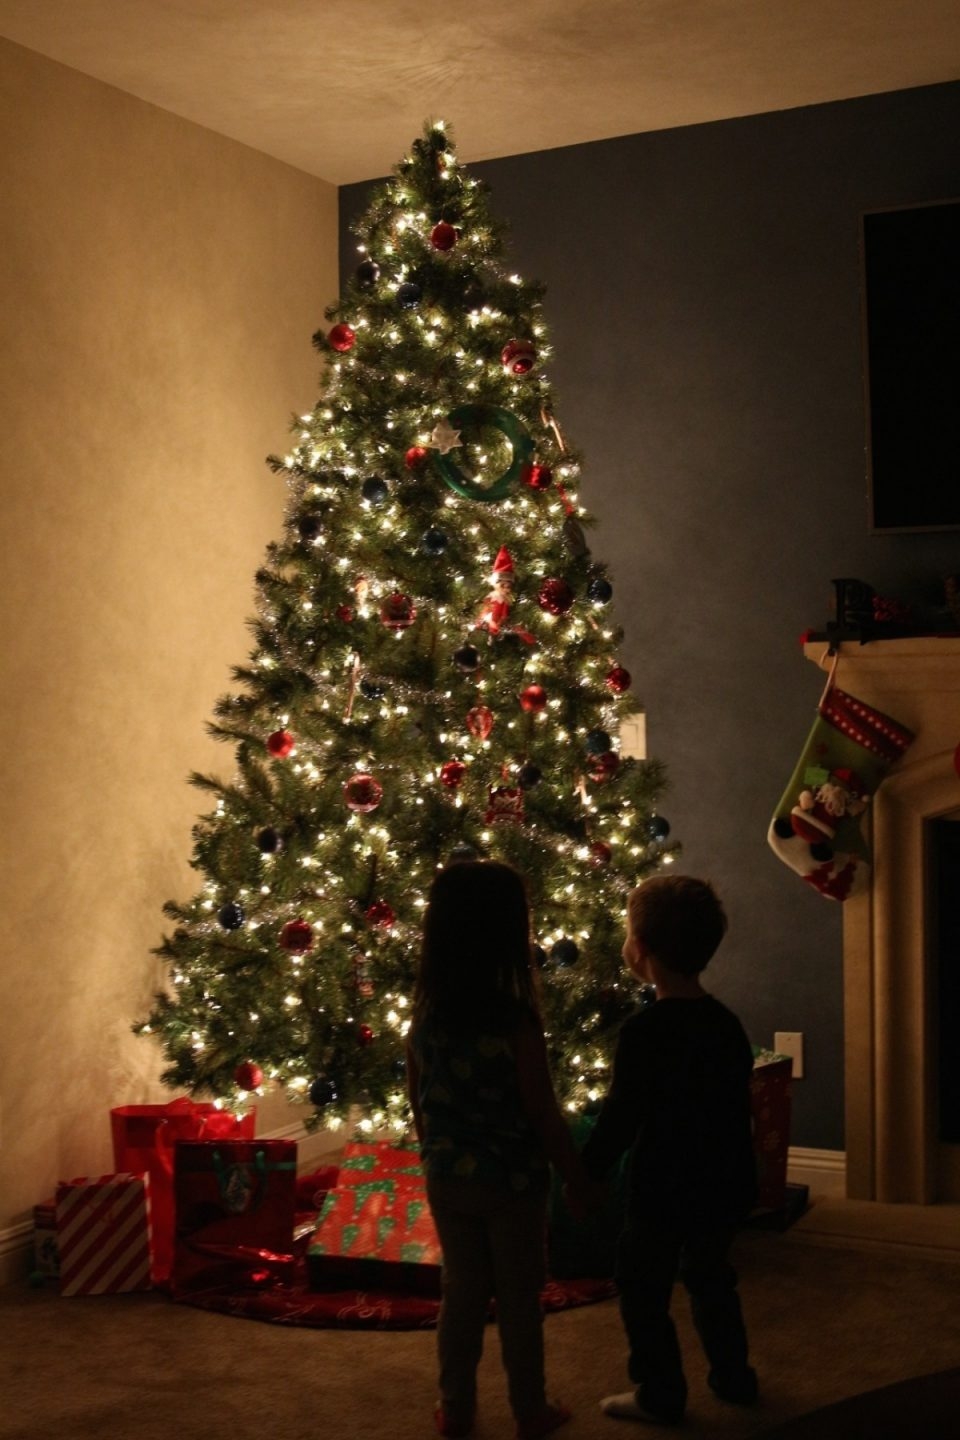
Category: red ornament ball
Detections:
[
  {"x1": 440, "y1": 759, "x2": 467, "y2": 789},
  {"x1": 365, "y1": 900, "x2": 395, "y2": 929},
  {"x1": 380, "y1": 592, "x2": 417, "y2": 629},
  {"x1": 344, "y1": 772, "x2": 383, "y2": 813},
  {"x1": 405, "y1": 445, "x2": 429, "y2": 471},
  {"x1": 335, "y1": 604, "x2": 354, "y2": 622},
  {"x1": 588, "y1": 750, "x2": 620, "y2": 783},
  {"x1": 538, "y1": 578, "x2": 575, "y2": 616},
  {"x1": 501, "y1": 338, "x2": 537, "y2": 375},
  {"x1": 430, "y1": 221, "x2": 458, "y2": 251},
  {"x1": 280, "y1": 918, "x2": 314, "y2": 954},
  {"x1": 523, "y1": 462, "x2": 553, "y2": 491},
  {"x1": 520, "y1": 684, "x2": 548, "y2": 714},
  {"x1": 327, "y1": 323, "x2": 356, "y2": 353},
  {"x1": 590, "y1": 841, "x2": 613, "y2": 867},
  {"x1": 234, "y1": 1061, "x2": 263, "y2": 1091},
  {"x1": 605, "y1": 665, "x2": 632, "y2": 694},
  {"x1": 466, "y1": 705, "x2": 494, "y2": 740},
  {"x1": 266, "y1": 729, "x2": 295, "y2": 758},
  {"x1": 357, "y1": 1024, "x2": 375, "y2": 1047}
]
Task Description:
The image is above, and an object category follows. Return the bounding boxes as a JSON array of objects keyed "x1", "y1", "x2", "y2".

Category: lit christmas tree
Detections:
[{"x1": 140, "y1": 120, "x2": 677, "y2": 1135}]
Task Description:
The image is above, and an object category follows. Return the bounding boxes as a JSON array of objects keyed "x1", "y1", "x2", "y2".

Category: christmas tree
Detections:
[{"x1": 140, "y1": 120, "x2": 677, "y2": 1136}]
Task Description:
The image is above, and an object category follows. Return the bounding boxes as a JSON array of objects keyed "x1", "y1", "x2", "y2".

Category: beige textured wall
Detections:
[{"x1": 0, "y1": 39, "x2": 338, "y2": 1245}]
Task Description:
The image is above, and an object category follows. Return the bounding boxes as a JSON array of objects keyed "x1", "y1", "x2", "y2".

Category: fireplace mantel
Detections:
[{"x1": 804, "y1": 637, "x2": 960, "y2": 1205}]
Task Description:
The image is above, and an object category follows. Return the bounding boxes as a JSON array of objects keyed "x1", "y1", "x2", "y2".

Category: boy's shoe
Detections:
[
  {"x1": 600, "y1": 1391, "x2": 684, "y2": 1425},
  {"x1": 708, "y1": 1367, "x2": 759, "y2": 1406},
  {"x1": 434, "y1": 1405, "x2": 473, "y2": 1437},
  {"x1": 515, "y1": 1401, "x2": 572, "y2": 1439}
]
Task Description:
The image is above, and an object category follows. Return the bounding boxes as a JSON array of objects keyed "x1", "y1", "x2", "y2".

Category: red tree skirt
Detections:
[
  {"x1": 175, "y1": 1225, "x2": 615, "y2": 1330},
  {"x1": 172, "y1": 1168, "x2": 616, "y2": 1330}
]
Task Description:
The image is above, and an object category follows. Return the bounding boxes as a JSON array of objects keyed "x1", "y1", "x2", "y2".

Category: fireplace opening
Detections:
[{"x1": 931, "y1": 814, "x2": 960, "y2": 1144}]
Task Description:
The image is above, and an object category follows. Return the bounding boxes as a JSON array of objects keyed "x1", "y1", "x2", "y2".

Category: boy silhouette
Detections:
[{"x1": 582, "y1": 875, "x2": 758, "y2": 1425}]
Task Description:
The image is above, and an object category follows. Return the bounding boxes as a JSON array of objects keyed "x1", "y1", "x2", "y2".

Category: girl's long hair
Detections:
[{"x1": 414, "y1": 860, "x2": 539, "y2": 1029}]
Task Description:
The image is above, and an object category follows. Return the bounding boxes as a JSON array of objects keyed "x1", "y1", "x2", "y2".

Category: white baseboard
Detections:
[{"x1": 787, "y1": 1146, "x2": 846, "y2": 1197}]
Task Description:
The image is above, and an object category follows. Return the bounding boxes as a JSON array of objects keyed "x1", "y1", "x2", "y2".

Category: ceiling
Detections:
[{"x1": 1, "y1": 0, "x2": 959, "y2": 185}]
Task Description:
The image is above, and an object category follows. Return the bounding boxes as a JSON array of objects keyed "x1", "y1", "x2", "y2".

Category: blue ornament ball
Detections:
[
  {"x1": 217, "y1": 902, "x2": 245, "y2": 930},
  {"x1": 518, "y1": 763, "x2": 542, "y2": 789},
  {"x1": 550, "y1": 938, "x2": 579, "y2": 967},
  {"x1": 360, "y1": 678, "x2": 386, "y2": 700},
  {"x1": 256, "y1": 827, "x2": 283, "y2": 854},
  {"x1": 532, "y1": 944, "x2": 548, "y2": 969},
  {"x1": 362, "y1": 475, "x2": 389, "y2": 506},
  {"x1": 587, "y1": 576, "x2": 613, "y2": 604},
  {"x1": 647, "y1": 815, "x2": 671, "y2": 842},
  {"x1": 397, "y1": 281, "x2": 422, "y2": 309},
  {"x1": 585, "y1": 728, "x2": 612, "y2": 755},
  {"x1": 453, "y1": 645, "x2": 480, "y2": 673},
  {"x1": 421, "y1": 527, "x2": 449, "y2": 556},
  {"x1": 355, "y1": 259, "x2": 380, "y2": 288},
  {"x1": 309, "y1": 1077, "x2": 338, "y2": 1108}
]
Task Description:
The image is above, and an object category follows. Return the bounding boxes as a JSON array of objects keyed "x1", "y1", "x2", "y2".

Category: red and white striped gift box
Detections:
[{"x1": 55, "y1": 1173, "x2": 152, "y2": 1296}]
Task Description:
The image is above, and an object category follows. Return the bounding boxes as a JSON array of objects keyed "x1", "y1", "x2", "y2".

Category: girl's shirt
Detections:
[{"x1": 409, "y1": 1002, "x2": 549, "y2": 1190}]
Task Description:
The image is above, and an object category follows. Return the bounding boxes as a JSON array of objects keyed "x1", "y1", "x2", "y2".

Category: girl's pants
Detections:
[{"x1": 426, "y1": 1174, "x2": 549, "y2": 1425}]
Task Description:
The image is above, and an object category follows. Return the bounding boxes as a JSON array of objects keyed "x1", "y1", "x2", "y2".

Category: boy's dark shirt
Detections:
[{"x1": 582, "y1": 994, "x2": 757, "y2": 1228}]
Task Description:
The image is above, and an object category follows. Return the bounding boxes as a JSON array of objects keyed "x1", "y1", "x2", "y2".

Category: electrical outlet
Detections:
[
  {"x1": 619, "y1": 712, "x2": 647, "y2": 760},
  {"x1": 774, "y1": 1031, "x2": 804, "y2": 1079}
]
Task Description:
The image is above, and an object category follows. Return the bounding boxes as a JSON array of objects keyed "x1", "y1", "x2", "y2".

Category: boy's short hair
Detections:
[{"x1": 627, "y1": 875, "x2": 727, "y2": 976}]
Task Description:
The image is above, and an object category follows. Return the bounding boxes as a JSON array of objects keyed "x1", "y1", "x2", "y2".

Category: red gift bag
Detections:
[
  {"x1": 110, "y1": 1098, "x2": 255, "y2": 1284},
  {"x1": 171, "y1": 1138, "x2": 297, "y2": 1296},
  {"x1": 750, "y1": 1050, "x2": 794, "y2": 1211}
]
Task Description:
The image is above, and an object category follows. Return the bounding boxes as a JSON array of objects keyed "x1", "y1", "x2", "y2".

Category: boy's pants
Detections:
[
  {"x1": 616, "y1": 1217, "x2": 750, "y2": 1418},
  {"x1": 427, "y1": 1174, "x2": 549, "y2": 1424}
]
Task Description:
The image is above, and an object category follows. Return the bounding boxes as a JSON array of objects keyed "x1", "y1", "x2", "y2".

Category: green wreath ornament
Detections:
[{"x1": 432, "y1": 404, "x2": 534, "y2": 503}]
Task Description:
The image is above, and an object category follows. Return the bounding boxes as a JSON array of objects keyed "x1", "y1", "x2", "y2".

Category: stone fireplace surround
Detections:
[{"x1": 804, "y1": 637, "x2": 960, "y2": 1209}]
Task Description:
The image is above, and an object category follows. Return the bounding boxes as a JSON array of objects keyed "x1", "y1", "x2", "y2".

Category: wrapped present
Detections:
[
  {"x1": 751, "y1": 1048, "x2": 794, "y2": 1211},
  {"x1": 308, "y1": 1141, "x2": 442, "y2": 1296},
  {"x1": 33, "y1": 1198, "x2": 59, "y2": 1279},
  {"x1": 55, "y1": 1173, "x2": 152, "y2": 1296},
  {"x1": 171, "y1": 1138, "x2": 297, "y2": 1295},
  {"x1": 110, "y1": 1098, "x2": 256, "y2": 1284}
]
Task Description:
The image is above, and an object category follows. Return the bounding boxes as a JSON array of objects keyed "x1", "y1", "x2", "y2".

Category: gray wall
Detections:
[{"x1": 341, "y1": 82, "x2": 960, "y2": 1150}]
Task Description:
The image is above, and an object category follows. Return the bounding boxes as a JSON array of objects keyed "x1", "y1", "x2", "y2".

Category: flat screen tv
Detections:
[{"x1": 861, "y1": 197, "x2": 960, "y2": 532}]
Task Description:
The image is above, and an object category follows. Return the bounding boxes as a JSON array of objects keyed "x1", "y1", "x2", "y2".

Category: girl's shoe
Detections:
[
  {"x1": 434, "y1": 1405, "x2": 473, "y2": 1437},
  {"x1": 516, "y1": 1402, "x2": 572, "y2": 1439}
]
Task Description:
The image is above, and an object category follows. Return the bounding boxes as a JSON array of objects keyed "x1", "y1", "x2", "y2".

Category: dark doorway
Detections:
[{"x1": 931, "y1": 816, "x2": 960, "y2": 1143}]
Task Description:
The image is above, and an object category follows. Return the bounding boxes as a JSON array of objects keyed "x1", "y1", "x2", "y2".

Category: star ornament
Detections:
[{"x1": 430, "y1": 418, "x2": 462, "y2": 455}]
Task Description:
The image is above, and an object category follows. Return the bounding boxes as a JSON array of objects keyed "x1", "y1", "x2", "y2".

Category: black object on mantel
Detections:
[
  {"x1": 808, "y1": 578, "x2": 960, "y2": 653},
  {"x1": 809, "y1": 577, "x2": 882, "y2": 651}
]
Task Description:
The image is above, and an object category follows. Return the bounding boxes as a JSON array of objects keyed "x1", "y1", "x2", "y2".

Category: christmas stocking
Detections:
[{"x1": 767, "y1": 684, "x2": 914, "y2": 901}]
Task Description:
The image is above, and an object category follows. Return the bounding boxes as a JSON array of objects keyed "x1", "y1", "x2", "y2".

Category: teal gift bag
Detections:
[{"x1": 172, "y1": 1138, "x2": 297, "y2": 1294}]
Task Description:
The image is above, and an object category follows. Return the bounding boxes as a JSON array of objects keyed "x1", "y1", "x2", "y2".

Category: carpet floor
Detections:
[{"x1": 3, "y1": 1220, "x2": 960, "y2": 1440}]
